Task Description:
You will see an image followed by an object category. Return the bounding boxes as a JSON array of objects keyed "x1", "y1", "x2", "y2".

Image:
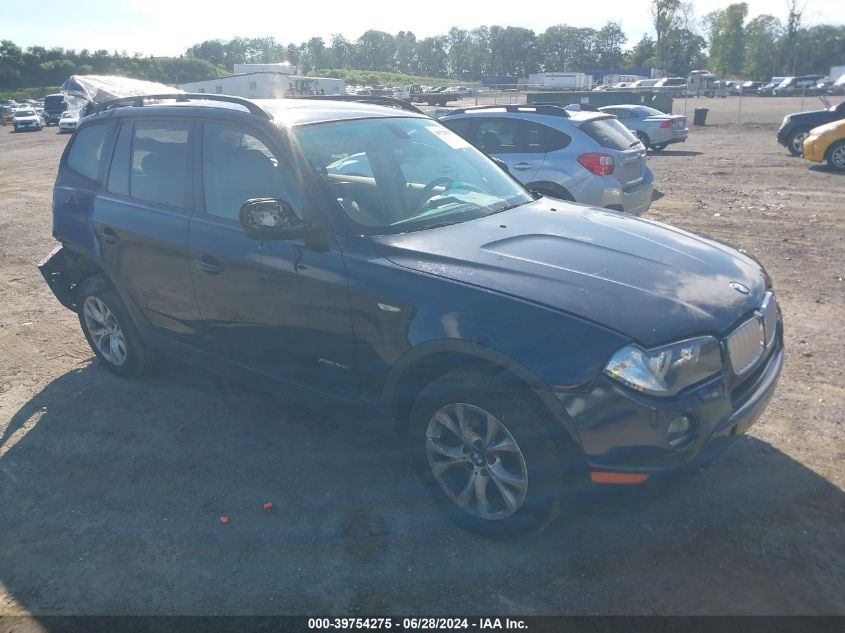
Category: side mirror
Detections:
[{"x1": 239, "y1": 198, "x2": 314, "y2": 241}]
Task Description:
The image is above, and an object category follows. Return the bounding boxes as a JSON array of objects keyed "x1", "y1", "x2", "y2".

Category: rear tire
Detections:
[
  {"x1": 786, "y1": 129, "x2": 810, "y2": 156},
  {"x1": 826, "y1": 140, "x2": 845, "y2": 172},
  {"x1": 75, "y1": 276, "x2": 148, "y2": 377},
  {"x1": 407, "y1": 370, "x2": 580, "y2": 539},
  {"x1": 636, "y1": 131, "x2": 651, "y2": 149}
]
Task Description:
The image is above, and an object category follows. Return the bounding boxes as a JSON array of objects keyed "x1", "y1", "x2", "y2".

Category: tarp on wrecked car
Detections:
[{"x1": 61, "y1": 75, "x2": 184, "y2": 114}]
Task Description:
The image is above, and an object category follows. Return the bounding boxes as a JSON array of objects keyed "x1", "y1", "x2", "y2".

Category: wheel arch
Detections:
[
  {"x1": 382, "y1": 340, "x2": 582, "y2": 449},
  {"x1": 526, "y1": 180, "x2": 574, "y2": 202}
]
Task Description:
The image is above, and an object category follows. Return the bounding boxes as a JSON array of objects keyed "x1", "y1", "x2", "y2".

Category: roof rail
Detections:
[
  {"x1": 92, "y1": 93, "x2": 272, "y2": 119},
  {"x1": 447, "y1": 104, "x2": 571, "y2": 117},
  {"x1": 296, "y1": 94, "x2": 425, "y2": 114}
]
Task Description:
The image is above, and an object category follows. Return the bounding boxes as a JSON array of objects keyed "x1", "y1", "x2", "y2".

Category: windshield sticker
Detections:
[{"x1": 427, "y1": 125, "x2": 471, "y2": 149}]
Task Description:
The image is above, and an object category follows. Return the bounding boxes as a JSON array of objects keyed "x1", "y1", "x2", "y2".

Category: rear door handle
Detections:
[
  {"x1": 194, "y1": 255, "x2": 224, "y2": 275},
  {"x1": 97, "y1": 227, "x2": 119, "y2": 245},
  {"x1": 512, "y1": 162, "x2": 533, "y2": 171}
]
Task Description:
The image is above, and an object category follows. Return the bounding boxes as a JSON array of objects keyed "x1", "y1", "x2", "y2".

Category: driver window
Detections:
[{"x1": 202, "y1": 123, "x2": 299, "y2": 221}]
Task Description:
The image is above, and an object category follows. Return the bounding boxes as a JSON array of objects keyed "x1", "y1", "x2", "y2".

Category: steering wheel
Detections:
[{"x1": 413, "y1": 178, "x2": 486, "y2": 212}]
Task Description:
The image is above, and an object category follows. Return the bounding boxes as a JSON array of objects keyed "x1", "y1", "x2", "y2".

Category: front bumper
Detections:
[
  {"x1": 559, "y1": 333, "x2": 784, "y2": 478},
  {"x1": 802, "y1": 136, "x2": 824, "y2": 163}
]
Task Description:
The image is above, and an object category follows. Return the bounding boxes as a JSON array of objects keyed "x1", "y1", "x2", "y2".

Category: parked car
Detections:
[
  {"x1": 42, "y1": 93, "x2": 69, "y2": 125},
  {"x1": 776, "y1": 97, "x2": 845, "y2": 155},
  {"x1": 598, "y1": 104, "x2": 688, "y2": 151},
  {"x1": 0, "y1": 105, "x2": 14, "y2": 126},
  {"x1": 802, "y1": 119, "x2": 845, "y2": 172},
  {"x1": 740, "y1": 81, "x2": 763, "y2": 95},
  {"x1": 630, "y1": 79, "x2": 659, "y2": 88},
  {"x1": 830, "y1": 75, "x2": 845, "y2": 96},
  {"x1": 440, "y1": 104, "x2": 654, "y2": 214},
  {"x1": 12, "y1": 108, "x2": 43, "y2": 131},
  {"x1": 725, "y1": 81, "x2": 745, "y2": 96},
  {"x1": 39, "y1": 94, "x2": 783, "y2": 539},
  {"x1": 58, "y1": 110, "x2": 80, "y2": 133},
  {"x1": 653, "y1": 77, "x2": 687, "y2": 96},
  {"x1": 773, "y1": 75, "x2": 825, "y2": 96},
  {"x1": 809, "y1": 79, "x2": 835, "y2": 95},
  {"x1": 758, "y1": 77, "x2": 786, "y2": 96}
]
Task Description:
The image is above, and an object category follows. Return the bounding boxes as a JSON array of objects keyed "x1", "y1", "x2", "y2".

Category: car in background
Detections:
[
  {"x1": 653, "y1": 77, "x2": 687, "y2": 97},
  {"x1": 830, "y1": 75, "x2": 845, "y2": 96},
  {"x1": 12, "y1": 108, "x2": 43, "y2": 132},
  {"x1": 809, "y1": 79, "x2": 835, "y2": 95},
  {"x1": 440, "y1": 104, "x2": 654, "y2": 214},
  {"x1": 42, "y1": 93, "x2": 69, "y2": 125},
  {"x1": 1, "y1": 105, "x2": 15, "y2": 126},
  {"x1": 777, "y1": 98, "x2": 845, "y2": 155},
  {"x1": 599, "y1": 104, "x2": 688, "y2": 151},
  {"x1": 58, "y1": 110, "x2": 80, "y2": 133},
  {"x1": 740, "y1": 81, "x2": 763, "y2": 95},
  {"x1": 773, "y1": 75, "x2": 825, "y2": 96},
  {"x1": 630, "y1": 79, "x2": 660, "y2": 89},
  {"x1": 725, "y1": 81, "x2": 745, "y2": 96},
  {"x1": 758, "y1": 77, "x2": 787, "y2": 96},
  {"x1": 802, "y1": 119, "x2": 845, "y2": 172}
]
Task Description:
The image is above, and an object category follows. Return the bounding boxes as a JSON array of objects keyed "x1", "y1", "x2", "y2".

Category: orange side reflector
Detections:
[{"x1": 591, "y1": 471, "x2": 650, "y2": 484}]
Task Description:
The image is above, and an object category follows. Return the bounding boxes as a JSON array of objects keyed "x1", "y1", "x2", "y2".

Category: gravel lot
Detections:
[{"x1": 1, "y1": 96, "x2": 843, "y2": 617}]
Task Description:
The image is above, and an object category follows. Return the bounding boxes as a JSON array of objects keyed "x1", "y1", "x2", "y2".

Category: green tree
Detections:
[
  {"x1": 414, "y1": 36, "x2": 447, "y2": 77},
  {"x1": 627, "y1": 34, "x2": 656, "y2": 68},
  {"x1": 596, "y1": 22, "x2": 626, "y2": 69},
  {"x1": 651, "y1": 0, "x2": 682, "y2": 71},
  {"x1": 743, "y1": 15, "x2": 782, "y2": 80},
  {"x1": 706, "y1": 3, "x2": 748, "y2": 76},
  {"x1": 355, "y1": 30, "x2": 396, "y2": 72}
]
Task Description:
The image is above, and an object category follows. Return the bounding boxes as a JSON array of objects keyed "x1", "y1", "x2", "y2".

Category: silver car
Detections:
[
  {"x1": 599, "y1": 104, "x2": 689, "y2": 151},
  {"x1": 440, "y1": 105, "x2": 655, "y2": 214}
]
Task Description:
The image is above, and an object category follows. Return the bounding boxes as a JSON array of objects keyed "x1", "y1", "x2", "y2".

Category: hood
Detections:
[
  {"x1": 371, "y1": 199, "x2": 767, "y2": 347},
  {"x1": 788, "y1": 108, "x2": 839, "y2": 123},
  {"x1": 810, "y1": 119, "x2": 845, "y2": 135}
]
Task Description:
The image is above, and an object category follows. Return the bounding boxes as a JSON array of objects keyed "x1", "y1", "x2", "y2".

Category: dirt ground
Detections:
[{"x1": 0, "y1": 96, "x2": 843, "y2": 617}]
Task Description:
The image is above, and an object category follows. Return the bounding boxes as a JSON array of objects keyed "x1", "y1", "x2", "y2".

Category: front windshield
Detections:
[
  {"x1": 293, "y1": 116, "x2": 532, "y2": 235},
  {"x1": 15, "y1": 110, "x2": 35, "y2": 117}
]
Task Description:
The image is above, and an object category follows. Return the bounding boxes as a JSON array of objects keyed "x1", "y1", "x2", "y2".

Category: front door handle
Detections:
[
  {"x1": 97, "y1": 227, "x2": 119, "y2": 245},
  {"x1": 512, "y1": 162, "x2": 533, "y2": 171},
  {"x1": 194, "y1": 255, "x2": 224, "y2": 275}
]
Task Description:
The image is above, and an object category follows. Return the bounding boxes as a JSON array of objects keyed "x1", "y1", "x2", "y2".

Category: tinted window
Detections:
[
  {"x1": 579, "y1": 117, "x2": 639, "y2": 151},
  {"x1": 441, "y1": 117, "x2": 473, "y2": 139},
  {"x1": 66, "y1": 123, "x2": 112, "y2": 184},
  {"x1": 538, "y1": 123, "x2": 571, "y2": 152},
  {"x1": 129, "y1": 120, "x2": 190, "y2": 208},
  {"x1": 107, "y1": 122, "x2": 132, "y2": 196},
  {"x1": 202, "y1": 123, "x2": 297, "y2": 221},
  {"x1": 471, "y1": 118, "x2": 547, "y2": 154}
]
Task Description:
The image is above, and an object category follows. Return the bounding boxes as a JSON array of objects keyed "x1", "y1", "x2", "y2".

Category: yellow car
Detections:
[{"x1": 803, "y1": 119, "x2": 845, "y2": 171}]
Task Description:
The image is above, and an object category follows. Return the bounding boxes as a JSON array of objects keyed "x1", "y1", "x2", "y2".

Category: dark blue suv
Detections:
[{"x1": 40, "y1": 94, "x2": 784, "y2": 538}]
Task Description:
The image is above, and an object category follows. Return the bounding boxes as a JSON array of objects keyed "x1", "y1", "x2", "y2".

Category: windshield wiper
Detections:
[{"x1": 404, "y1": 220, "x2": 463, "y2": 233}]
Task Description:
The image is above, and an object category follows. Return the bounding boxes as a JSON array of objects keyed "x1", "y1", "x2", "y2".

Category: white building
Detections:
[{"x1": 179, "y1": 72, "x2": 345, "y2": 99}]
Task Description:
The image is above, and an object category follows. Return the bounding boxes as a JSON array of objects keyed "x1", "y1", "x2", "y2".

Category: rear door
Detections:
[
  {"x1": 469, "y1": 117, "x2": 545, "y2": 183},
  {"x1": 578, "y1": 116, "x2": 646, "y2": 189},
  {"x1": 93, "y1": 117, "x2": 201, "y2": 344}
]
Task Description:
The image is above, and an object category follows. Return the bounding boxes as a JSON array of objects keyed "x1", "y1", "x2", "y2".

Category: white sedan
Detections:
[{"x1": 58, "y1": 110, "x2": 80, "y2": 133}]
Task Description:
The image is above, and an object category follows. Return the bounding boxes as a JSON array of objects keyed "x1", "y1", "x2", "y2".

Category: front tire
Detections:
[
  {"x1": 786, "y1": 129, "x2": 809, "y2": 156},
  {"x1": 76, "y1": 276, "x2": 148, "y2": 377},
  {"x1": 826, "y1": 140, "x2": 845, "y2": 172},
  {"x1": 407, "y1": 371, "x2": 578, "y2": 539}
]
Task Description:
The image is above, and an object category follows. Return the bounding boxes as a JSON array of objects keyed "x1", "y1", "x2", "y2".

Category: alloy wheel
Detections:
[
  {"x1": 83, "y1": 296, "x2": 128, "y2": 366},
  {"x1": 425, "y1": 402, "x2": 528, "y2": 520},
  {"x1": 830, "y1": 144, "x2": 845, "y2": 170}
]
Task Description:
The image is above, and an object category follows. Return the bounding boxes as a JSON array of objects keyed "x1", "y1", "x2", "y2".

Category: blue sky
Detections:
[{"x1": 4, "y1": 0, "x2": 844, "y2": 56}]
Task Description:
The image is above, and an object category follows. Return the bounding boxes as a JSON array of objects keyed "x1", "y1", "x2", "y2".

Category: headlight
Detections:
[{"x1": 604, "y1": 336, "x2": 722, "y2": 397}]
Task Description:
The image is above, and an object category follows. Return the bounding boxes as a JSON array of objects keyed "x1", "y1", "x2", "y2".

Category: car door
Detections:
[
  {"x1": 471, "y1": 117, "x2": 544, "y2": 183},
  {"x1": 187, "y1": 119, "x2": 355, "y2": 395},
  {"x1": 93, "y1": 117, "x2": 202, "y2": 344}
]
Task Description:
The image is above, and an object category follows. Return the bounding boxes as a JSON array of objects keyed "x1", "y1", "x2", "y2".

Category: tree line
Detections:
[{"x1": 1, "y1": 0, "x2": 844, "y2": 93}]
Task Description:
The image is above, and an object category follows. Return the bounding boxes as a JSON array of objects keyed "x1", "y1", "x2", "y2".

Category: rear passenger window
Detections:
[
  {"x1": 66, "y1": 123, "x2": 112, "y2": 184},
  {"x1": 441, "y1": 118, "x2": 473, "y2": 140},
  {"x1": 130, "y1": 121, "x2": 190, "y2": 208},
  {"x1": 471, "y1": 118, "x2": 551, "y2": 155}
]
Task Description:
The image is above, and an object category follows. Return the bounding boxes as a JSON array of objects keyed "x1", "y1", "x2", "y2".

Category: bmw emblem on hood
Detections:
[{"x1": 730, "y1": 282, "x2": 750, "y2": 295}]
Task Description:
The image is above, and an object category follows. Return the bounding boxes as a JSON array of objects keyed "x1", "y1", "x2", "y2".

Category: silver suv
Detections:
[{"x1": 440, "y1": 105, "x2": 654, "y2": 214}]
